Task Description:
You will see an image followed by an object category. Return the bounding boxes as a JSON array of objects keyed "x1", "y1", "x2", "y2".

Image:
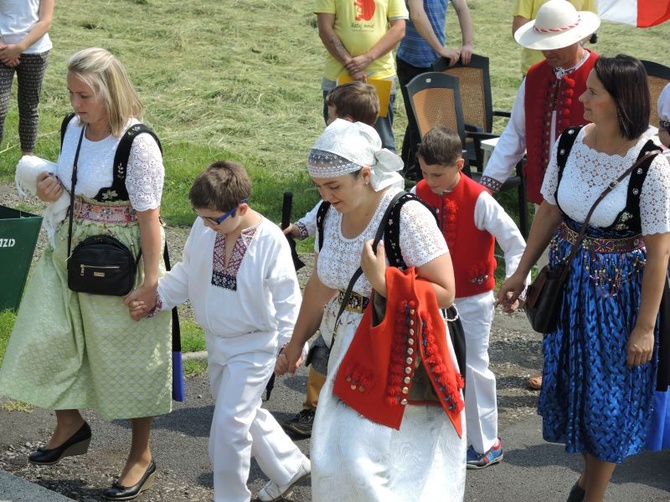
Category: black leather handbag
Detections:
[
  {"x1": 524, "y1": 262, "x2": 568, "y2": 333},
  {"x1": 65, "y1": 127, "x2": 140, "y2": 296},
  {"x1": 68, "y1": 234, "x2": 139, "y2": 296}
]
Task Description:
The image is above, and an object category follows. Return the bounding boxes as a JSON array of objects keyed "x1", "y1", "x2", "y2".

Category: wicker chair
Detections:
[
  {"x1": 430, "y1": 54, "x2": 529, "y2": 237},
  {"x1": 641, "y1": 59, "x2": 670, "y2": 128}
]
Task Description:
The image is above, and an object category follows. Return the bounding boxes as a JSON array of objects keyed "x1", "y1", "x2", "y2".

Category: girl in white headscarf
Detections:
[{"x1": 276, "y1": 119, "x2": 467, "y2": 502}]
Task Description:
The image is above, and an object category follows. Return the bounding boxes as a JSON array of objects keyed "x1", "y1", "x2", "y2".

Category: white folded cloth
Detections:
[{"x1": 15, "y1": 155, "x2": 69, "y2": 247}]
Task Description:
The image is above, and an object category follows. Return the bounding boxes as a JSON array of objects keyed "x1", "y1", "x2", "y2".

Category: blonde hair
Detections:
[{"x1": 67, "y1": 47, "x2": 143, "y2": 136}]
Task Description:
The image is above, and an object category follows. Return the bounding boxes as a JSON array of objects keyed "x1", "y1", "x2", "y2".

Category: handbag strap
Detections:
[
  {"x1": 162, "y1": 241, "x2": 181, "y2": 352},
  {"x1": 66, "y1": 127, "x2": 86, "y2": 257},
  {"x1": 333, "y1": 191, "x2": 407, "y2": 332},
  {"x1": 558, "y1": 150, "x2": 661, "y2": 278}
]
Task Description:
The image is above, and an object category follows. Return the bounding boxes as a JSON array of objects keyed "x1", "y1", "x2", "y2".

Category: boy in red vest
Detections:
[{"x1": 413, "y1": 126, "x2": 527, "y2": 469}]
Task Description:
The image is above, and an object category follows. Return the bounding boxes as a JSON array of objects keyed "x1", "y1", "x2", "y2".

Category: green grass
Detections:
[
  {"x1": 0, "y1": 311, "x2": 15, "y2": 368},
  {"x1": 181, "y1": 318, "x2": 206, "y2": 353},
  {"x1": 1, "y1": 0, "x2": 667, "y2": 225}
]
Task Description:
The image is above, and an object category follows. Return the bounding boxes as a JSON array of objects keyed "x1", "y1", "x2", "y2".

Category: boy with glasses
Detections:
[{"x1": 126, "y1": 160, "x2": 310, "y2": 502}]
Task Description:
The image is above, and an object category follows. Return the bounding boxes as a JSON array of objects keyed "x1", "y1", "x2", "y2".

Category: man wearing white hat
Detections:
[
  {"x1": 479, "y1": 0, "x2": 599, "y2": 396},
  {"x1": 480, "y1": 0, "x2": 600, "y2": 207}
]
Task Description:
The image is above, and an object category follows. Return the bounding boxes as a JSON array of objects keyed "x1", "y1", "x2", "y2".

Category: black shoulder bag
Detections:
[
  {"x1": 66, "y1": 127, "x2": 141, "y2": 296},
  {"x1": 525, "y1": 150, "x2": 660, "y2": 333}
]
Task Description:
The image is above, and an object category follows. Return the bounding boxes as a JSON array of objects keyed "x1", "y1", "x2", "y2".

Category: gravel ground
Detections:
[{"x1": 0, "y1": 181, "x2": 544, "y2": 500}]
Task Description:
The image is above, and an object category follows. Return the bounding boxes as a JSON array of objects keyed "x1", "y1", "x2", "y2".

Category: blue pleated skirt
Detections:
[{"x1": 538, "y1": 219, "x2": 658, "y2": 463}]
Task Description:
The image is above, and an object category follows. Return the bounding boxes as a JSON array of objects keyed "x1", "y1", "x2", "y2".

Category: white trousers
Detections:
[
  {"x1": 455, "y1": 291, "x2": 498, "y2": 454},
  {"x1": 206, "y1": 333, "x2": 306, "y2": 502}
]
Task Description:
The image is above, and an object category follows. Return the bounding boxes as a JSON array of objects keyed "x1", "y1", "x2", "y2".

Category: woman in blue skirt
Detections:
[{"x1": 499, "y1": 55, "x2": 670, "y2": 501}]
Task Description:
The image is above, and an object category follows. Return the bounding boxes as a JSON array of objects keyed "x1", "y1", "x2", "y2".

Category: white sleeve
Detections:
[
  {"x1": 540, "y1": 136, "x2": 561, "y2": 205},
  {"x1": 640, "y1": 154, "x2": 670, "y2": 235},
  {"x1": 157, "y1": 227, "x2": 195, "y2": 311},
  {"x1": 126, "y1": 133, "x2": 164, "y2": 211},
  {"x1": 297, "y1": 201, "x2": 322, "y2": 238},
  {"x1": 266, "y1": 234, "x2": 302, "y2": 347},
  {"x1": 474, "y1": 192, "x2": 527, "y2": 279},
  {"x1": 398, "y1": 200, "x2": 448, "y2": 266},
  {"x1": 480, "y1": 80, "x2": 527, "y2": 190}
]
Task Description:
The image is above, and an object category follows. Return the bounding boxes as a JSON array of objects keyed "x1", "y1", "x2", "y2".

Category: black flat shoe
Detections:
[
  {"x1": 566, "y1": 480, "x2": 585, "y2": 502},
  {"x1": 28, "y1": 422, "x2": 92, "y2": 465},
  {"x1": 103, "y1": 460, "x2": 156, "y2": 501}
]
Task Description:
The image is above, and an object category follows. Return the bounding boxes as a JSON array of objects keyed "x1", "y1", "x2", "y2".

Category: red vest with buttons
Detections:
[
  {"x1": 415, "y1": 176, "x2": 496, "y2": 298},
  {"x1": 523, "y1": 51, "x2": 598, "y2": 204},
  {"x1": 333, "y1": 266, "x2": 464, "y2": 436}
]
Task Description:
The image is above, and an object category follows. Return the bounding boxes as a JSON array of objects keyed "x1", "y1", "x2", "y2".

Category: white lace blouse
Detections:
[
  {"x1": 315, "y1": 187, "x2": 448, "y2": 297},
  {"x1": 57, "y1": 117, "x2": 164, "y2": 211},
  {"x1": 542, "y1": 127, "x2": 670, "y2": 235}
]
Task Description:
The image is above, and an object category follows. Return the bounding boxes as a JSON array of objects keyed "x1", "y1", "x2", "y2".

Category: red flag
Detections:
[{"x1": 598, "y1": 0, "x2": 670, "y2": 27}]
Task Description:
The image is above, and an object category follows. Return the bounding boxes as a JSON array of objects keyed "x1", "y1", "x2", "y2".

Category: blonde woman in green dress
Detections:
[{"x1": 0, "y1": 47, "x2": 171, "y2": 501}]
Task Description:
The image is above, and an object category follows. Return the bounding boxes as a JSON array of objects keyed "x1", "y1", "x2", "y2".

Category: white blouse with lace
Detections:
[
  {"x1": 315, "y1": 187, "x2": 448, "y2": 297},
  {"x1": 56, "y1": 117, "x2": 164, "y2": 211},
  {"x1": 542, "y1": 127, "x2": 670, "y2": 235},
  {"x1": 310, "y1": 186, "x2": 465, "y2": 502}
]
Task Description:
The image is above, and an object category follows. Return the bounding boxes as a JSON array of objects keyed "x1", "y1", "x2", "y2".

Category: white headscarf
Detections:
[{"x1": 307, "y1": 119, "x2": 404, "y2": 191}]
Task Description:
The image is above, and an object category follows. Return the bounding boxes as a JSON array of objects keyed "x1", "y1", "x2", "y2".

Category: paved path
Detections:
[{"x1": 2, "y1": 362, "x2": 670, "y2": 501}]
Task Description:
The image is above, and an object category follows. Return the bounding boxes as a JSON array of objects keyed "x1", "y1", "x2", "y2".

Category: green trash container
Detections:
[{"x1": 0, "y1": 205, "x2": 43, "y2": 311}]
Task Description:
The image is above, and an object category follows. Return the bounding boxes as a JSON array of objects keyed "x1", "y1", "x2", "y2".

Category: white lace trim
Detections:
[
  {"x1": 57, "y1": 119, "x2": 163, "y2": 211},
  {"x1": 542, "y1": 128, "x2": 670, "y2": 234},
  {"x1": 126, "y1": 133, "x2": 164, "y2": 211},
  {"x1": 316, "y1": 188, "x2": 448, "y2": 297}
]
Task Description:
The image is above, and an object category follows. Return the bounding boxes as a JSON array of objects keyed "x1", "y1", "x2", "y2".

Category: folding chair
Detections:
[
  {"x1": 432, "y1": 54, "x2": 509, "y2": 139},
  {"x1": 432, "y1": 55, "x2": 529, "y2": 237},
  {"x1": 641, "y1": 59, "x2": 670, "y2": 128},
  {"x1": 406, "y1": 71, "x2": 472, "y2": 176}
]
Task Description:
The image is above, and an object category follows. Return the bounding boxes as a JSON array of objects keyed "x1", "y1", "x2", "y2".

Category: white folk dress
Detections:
[
  {"x1": 0, "y1": 117, "x2": 172, "y2": 420},
  {"x1": 311, "y1": 187, "x2": 467, "y2": 502},
  {"x1": 156, "y1": 216, "x2": 305, "y2": 501}
]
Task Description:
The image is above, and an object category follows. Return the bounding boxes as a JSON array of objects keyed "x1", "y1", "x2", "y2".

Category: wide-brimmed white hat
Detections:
[{"x1": 515, "y1": 0, "x2": 600, "y2": 51}]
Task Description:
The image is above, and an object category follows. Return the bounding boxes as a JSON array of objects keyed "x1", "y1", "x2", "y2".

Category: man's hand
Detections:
[
  {"x1": 345, "y1": 54, "x2": 373, "y2": 76},
  {"x1": 459, "y1": 44, "x2": 474, "y2": 65},
  {"x1": 438, "y1": 47, "x2": 460, "y2": 66}
]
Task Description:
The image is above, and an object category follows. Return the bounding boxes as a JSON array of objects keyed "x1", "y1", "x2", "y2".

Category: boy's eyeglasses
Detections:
[{"x1": 197, "y1": 199, "x2": 249, "y2": 225}]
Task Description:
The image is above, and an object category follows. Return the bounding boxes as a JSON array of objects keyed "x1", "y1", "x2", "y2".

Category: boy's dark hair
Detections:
[
  {"x1": 325, "y1": 81, "x2": 380, "y2": 126},
  {"x1": 189, "y1": 160, "x2": 252, "y2": 212},
  {"x1": 416, "y1": 126, "x2": 463, "y2": 167}
]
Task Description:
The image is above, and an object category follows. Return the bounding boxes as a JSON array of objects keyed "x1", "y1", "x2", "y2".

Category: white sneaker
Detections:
[{"x1": 256, "y1": 457, "x2": 311, "y2": 502}]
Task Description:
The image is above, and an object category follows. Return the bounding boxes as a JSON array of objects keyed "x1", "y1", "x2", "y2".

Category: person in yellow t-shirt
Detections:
[
  {"x1": 512, "y1": 0, "x2": 598, "y2": 75},
  {"x1": 315, "y1": 0, "x2": 408, "y2": 151}
]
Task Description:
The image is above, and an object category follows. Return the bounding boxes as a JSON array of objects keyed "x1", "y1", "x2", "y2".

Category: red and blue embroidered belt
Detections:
[{"x1": 560, "y1": 224, "x2": 643, "y2": 253}]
